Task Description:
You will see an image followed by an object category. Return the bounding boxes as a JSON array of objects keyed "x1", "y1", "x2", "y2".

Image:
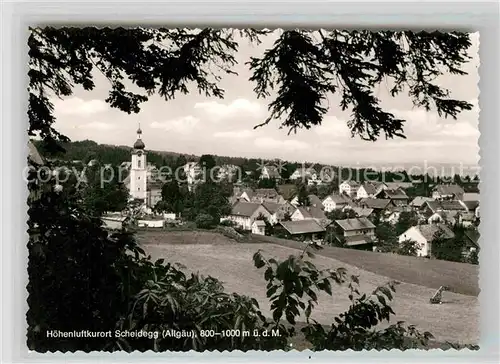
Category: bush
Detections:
[{"x1": 195, "y1": 213, "x2": 217, "y2": 229}]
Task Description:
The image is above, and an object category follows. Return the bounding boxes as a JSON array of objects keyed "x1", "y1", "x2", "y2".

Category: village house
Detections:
[
  {"x1": 376, "y1": 188, "x2": 409, "y2": 206},
  {"x1": 259, "y1": 165, "x2": 281, "y2": 181},
  {"x1": 384, "y1": 181, "x2": 413, "y2": 190},
  {"x1": 251, "y1": 188, "x2": 286, "y2": 204},
  {"x1": 262, "y1": 201, "x2": 295, "y2": 225},
  {"x1": 277, "y1": 220, "x2": 326, "y2": 242},
  {"x1": 352, "y1": 207, "x2": 374, "y2": 218},
  {"x1": 291, "y1": 205, "x2": 330, "y2": 228},
  {"x1": 339, "y1": 180, "x2": 360, "y2": 197},
  {"x1": 409, "y1": 196, "x2": 434, "y2": 209},
  {"x1": 398, "y1": 223, "x2": 455, "y2": 257},
  {"x1": 102, "y1": 213, "x2": 128, "y2": 230},
  {"x1": 356, "y1": 182, "x2": 381, "y2": 199},
  {"x1": 334, "y1": 217, "x2": 376, "y2": 248},
  {"x1": 222, "y1": 201, "x2": 272, "y2": 231},
  {"x1": 290, "y1": 194, "x2": 322, "y2": 207},
  {"x1": 359, "y1": 198, "x2": 392, "y2": 212},
  {"x1": 432, "y1": 184, "x2": 465, "y2": 201},
  {"x1": 290, "y1": 167, "x2": 315, "y2": 181},
  {"x1": 463, "y1": 229, "x2": 480, "y2": 259},
  {"x1": 420, "y1": 200, "x2": 468, "y2": 219},
  {"x1": 322, "y1": 194, "x2": 351, "y2": 212},
  {"x1": 277, "y1": 184, "x2": 297, "y2": 201},
  {"x1": 251, "y1": 220, "x2": 266, "y2": 235}
]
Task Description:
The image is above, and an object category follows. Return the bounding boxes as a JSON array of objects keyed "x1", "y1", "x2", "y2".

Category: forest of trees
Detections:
[{"x1": 26, "y1": 27, "x2": 479, "y2": 352}]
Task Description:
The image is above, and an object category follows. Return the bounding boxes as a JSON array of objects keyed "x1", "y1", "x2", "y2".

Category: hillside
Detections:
[{"x1": 137, "y1": 230, "x2": 479, "y2": 345}]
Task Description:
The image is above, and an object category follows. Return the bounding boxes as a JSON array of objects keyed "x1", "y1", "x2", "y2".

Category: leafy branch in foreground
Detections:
[
  {"x1": 28, "y1": 27, "x2": 473, "y2": 153},
  {"x1": 253, "y1": 246, "x2": 434, "y2": 351}
]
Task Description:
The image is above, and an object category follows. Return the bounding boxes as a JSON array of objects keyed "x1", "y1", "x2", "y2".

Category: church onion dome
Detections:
[{"x1": 133, "y1": 138, "x2": 145, "y2": 150}]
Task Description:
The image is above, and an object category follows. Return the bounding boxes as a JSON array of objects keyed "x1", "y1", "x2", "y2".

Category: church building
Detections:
[{"x1": 124, "y1": 125, "x2": 163, "y2": 208}]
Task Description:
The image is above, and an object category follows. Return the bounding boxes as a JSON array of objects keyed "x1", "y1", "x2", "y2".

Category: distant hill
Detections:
[{"x1": 31, "y1": 139, "x2": 479, "y2": 184}]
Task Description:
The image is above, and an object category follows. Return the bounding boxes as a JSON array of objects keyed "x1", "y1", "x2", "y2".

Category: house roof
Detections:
[
  {"x1": 344, "y1": 235, "x2": 374, "y2": 246},
  {"x1": 410, "y1": 196, "x2": 434, "y2": 207},
  {"x1": 277, "y1": 184, "x2": 297, "y2": 200},
  {"x1": 280, "y1": 220, "x2": 326, "y2": 235},
  {"x1": 461, "y1": 200, "x2": 479, "y2": 211},
  {"x1": 323, "y1": 194, "x2": 350, "y2": 205},
  {"x1": 297, "y1": 206, "x2": 327, "y2": 220},
  {"x1": 335, "y1": 217, "x2": 376, "y2": 231},
  {"x1": 240, "y1": 188, "x2": 255, "y2": 200},
  {"x1": 352, "y1": 207, "x2": 374, "y2": 217},
  {"x1": 424, "y1": 200, "x2": 467, "y2": 213},
  {"x1": 308, "y1": 194, "x2": 323, "y2": 207},
  {"x1": 415, "y1": 223, "x2": 455, "y2": 241},
  {"x1": 230, "y1": 201, "x2": 263, "y2": 217},
  {"x1": 360, "y1": 182, "x2": 378, "y2": 195},
  {"x1": 262, "y1": 165, "x2": 281, "y2": 178},
  {"x1": 464, "y1": 229, "x2": 480, "y2": 247},
  {"x1": 360, "y1": 198, "x2": 391, "y2": 210},
  {"x1": 433, "y1": 184, "x2": 465, "y2": 196},
  {"x1": 253, "y1": 220, "x2": 266, "y2": 227},
  {"x1": 255, "y1": 188, "x2": 279, "y2": 197},
  {"x1": 341, "y1": 180, "x2": 360, "y2": 187},
  {"x1": 385, "y1": 182, "x2": 413, "y2": 190},
  {"x1": 262, "y1": 201, "x2": 280, "y2": 214},
  {"x1": 382, "y1": 188, "x2": 409, "y2": 200}
]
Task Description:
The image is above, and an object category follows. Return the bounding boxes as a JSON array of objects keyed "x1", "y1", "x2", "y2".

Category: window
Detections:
[
  {"x1": 138, "y1": 176, "x2": 140, "y2": 180},
  {"x1": 138, "y1": 188, "x2": 140, "y2": 191},
  {"x1": 138, "y1": 160, "x2": 141, "y2": 168}
]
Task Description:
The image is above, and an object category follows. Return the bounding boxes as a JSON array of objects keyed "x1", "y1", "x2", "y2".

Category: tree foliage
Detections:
[
  {"x1": 29, "y1": 27, "x2": 472, "y2": 154},
  {"x1": 26, "y1": 27, "x2": 476, "y2": 352}
]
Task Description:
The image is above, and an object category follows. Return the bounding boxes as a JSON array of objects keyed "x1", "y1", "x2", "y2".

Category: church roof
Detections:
[{"x1": 133, "y1": 138, "x2": 145, "y2": 150}]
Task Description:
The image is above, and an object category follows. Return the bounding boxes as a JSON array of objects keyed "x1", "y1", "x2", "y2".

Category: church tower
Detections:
[{"x1": 130, "y1": 123, "x2": 148, "y2": 201}]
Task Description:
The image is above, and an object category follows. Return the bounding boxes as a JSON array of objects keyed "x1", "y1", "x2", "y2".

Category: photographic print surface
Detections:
[{"x1": 27, "y1": 28, "x2": 480, "y2": 352}]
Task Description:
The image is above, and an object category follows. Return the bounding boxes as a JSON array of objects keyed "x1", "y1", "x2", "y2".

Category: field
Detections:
[{"x1": 137, "y1": 230, "x2": 479, "y2": 346}]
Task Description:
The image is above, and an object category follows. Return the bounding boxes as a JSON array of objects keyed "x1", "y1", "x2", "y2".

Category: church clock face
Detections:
[{"x1": 137, "y1": 151, "x2": 143, "y2": 157}]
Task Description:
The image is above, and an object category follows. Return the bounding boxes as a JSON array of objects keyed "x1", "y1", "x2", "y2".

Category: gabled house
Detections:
[
  {"x1": 222, "y1": 201, "x2": 272, "y2": 231},
  {"x1": 432, "y1": 184, "x2": 465, "y2": 201},
  {"x1": 334, "y1": 217, "x2": 376, "y2": 247},
  {"x1": 278, "y1": 220, "x2": 326, "y2": 242},
  {"x1": 463, "y1": 229, "x2": 480, "y2": 258},
  {"x1": 260, "y1": 165, "x2": 281, "y2": 181},
  {"x1": 376, "y1": 188, "x2": 409, "y2": 206},
  {"x1": 359, "y1": 198, "x2": 392, "y2": 211},
  {"x1": 290, "y1": 194, "x2": 323, "y2": 208},
  {"x1": 307, "y1": 194, "x2": 323, "y2": 208},
  {"x1": 459, "y1": 199, "x2": 480, "y2": 213},
  {"x1": 322, "y1": 194, "x2": 351, "y2": 212},
  {"x1": 339, "y1": 180, "x2": 360, "y2": 197},
  {"x1": 291, "y1": 205, "x2": 330, "y2": 228},
  {"x1": 421, "y1": 200, "x2": 468, "y2": 218},
  {"x1": 428, "y1": 211, "x2": 459, "y2": 226},
  {"x1": 356, "y1": 182, "x2": 379, "y2": 199},
  {"x1": 352, "y1": 207, "x2": 374, "y2": 218},
  {"x1": 290, "y1": 167, "x2": 315, "y2": 181},
  {"x1": 262, "y1": 201, "x2": 295, "y2": 224},
  {"x1": 238, "y1": 188, "x2": 255, "y2": 202},
  {"x1": 398, "y1": 223, "x2": 455, "y2": 257},
  {"x1": 252, "y1": 220, "x2": 266, "y2": 235},
  {"x1": 409, "y1": 196, "x2": 434, "y2": 209}
]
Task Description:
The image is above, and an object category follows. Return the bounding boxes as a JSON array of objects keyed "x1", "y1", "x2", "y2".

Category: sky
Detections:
[{"x1": 51, "y1": 30, "x2": 480, "y2": 168}]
